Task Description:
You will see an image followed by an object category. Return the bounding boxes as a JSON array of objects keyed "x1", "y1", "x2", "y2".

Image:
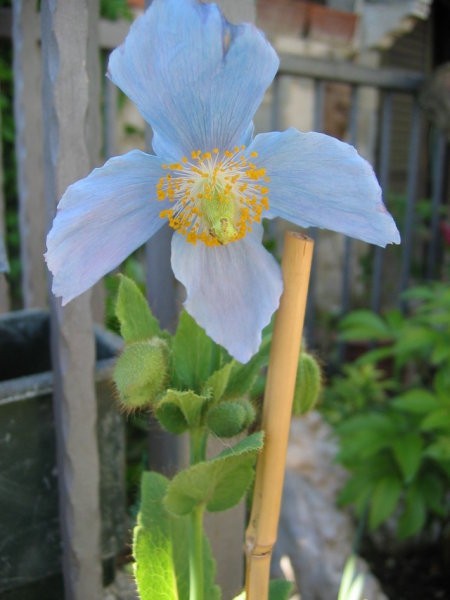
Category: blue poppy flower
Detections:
[{"x1": 45, "y1": 0, "x2": 400, "y2": 363}]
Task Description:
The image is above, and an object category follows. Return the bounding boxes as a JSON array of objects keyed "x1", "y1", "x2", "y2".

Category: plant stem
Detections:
[
  {"x1": 190, "y1": 429, "x2": 207, "y2": 465},
  {"x1": 188, "y1": 430, "x2": 207, "y2": 600},
  {"x1": 189, "y1": 505, "x2": 205, "y2": 600}
]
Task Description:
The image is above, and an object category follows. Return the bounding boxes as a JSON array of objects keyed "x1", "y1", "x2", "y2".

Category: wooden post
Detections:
[
  {"x1": 41, "y1": 1, "x2": 103, "y2": 598},
  {"x1": 13, "y1": 0, "x2": 47, "y2": 309},
  {"x1": 245, "y1": 232, "x2": 314, "y2": 600}
]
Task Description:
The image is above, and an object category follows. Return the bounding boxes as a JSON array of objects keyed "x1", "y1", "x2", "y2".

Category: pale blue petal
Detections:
[
  {"x1": 249, "y1": 129, "x2": 401, "y2": 247},
  {"x1": 46, "y1": 150, "x2": 167, "y2": 304},
  {"x1": 171, "y1": 225, "x2": 283, "y2": 363},
  {"x1": 107, "y1": 0, "x2": 278, "y2": 158}
]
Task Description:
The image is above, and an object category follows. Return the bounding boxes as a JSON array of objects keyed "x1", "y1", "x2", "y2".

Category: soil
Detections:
[{"x1": 361, "y1": 539, "x2": 450, "y2": 599}]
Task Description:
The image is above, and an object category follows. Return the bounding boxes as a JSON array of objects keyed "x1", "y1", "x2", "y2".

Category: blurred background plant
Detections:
[{"x1": 322, "y1": 282, "x2": 450, "y2": 544}]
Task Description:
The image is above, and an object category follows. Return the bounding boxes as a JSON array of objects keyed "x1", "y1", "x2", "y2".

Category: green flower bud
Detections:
[
  {"x1": 237, "y1": 398, "x2": 257, "y2": 428},
  {"x1": 293, "y1": 352, "x2": 322, "y2": 415},
  {"x1": 206, "y1": 401, "x2": 247, "y2": 438},
  {"x1": 113, "y1": 338, "x2": 168, "y2": 411}
]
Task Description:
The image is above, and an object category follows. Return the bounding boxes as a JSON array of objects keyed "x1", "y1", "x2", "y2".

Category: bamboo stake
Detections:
[{"x1": 245, "y1": 232, "x2": 314, "y2": 600}]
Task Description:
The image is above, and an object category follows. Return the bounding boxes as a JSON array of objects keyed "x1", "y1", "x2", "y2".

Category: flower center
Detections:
[{"x1": 156, "y1": 146, "x2": 270, "y2": 246}]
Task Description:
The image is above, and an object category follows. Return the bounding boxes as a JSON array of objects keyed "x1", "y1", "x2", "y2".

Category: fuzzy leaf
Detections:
[
  {"x1": 224, "y1": 336, "x2": 271, "y2": 399},
  {"x1": 116, "y1": 275, "x2": 161, "y2": 342},
  {"x1": 165, "y1": 432, "x2": 264, "y2": 515},
  {"x1": 133, "y1": 472, "x2": 178, "y2": 600},
  {"x1": 204, "y1": 361, "x2": 234, "y2": 402},
  {"x1": 157, "y1": 389, "x2": 210, "y2": 430},
  {"x1": 172, "y1": 311, "x2": 221, "y2": 392}
]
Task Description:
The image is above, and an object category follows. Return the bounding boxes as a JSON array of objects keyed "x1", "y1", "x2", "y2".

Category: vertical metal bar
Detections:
[
  {"x1": 104, "y1": 76, "x2": 118, "y2": 159},
  {"x1": 305, "y1": 79, "x2": 325, "y2": 344},
  {"x1": 41, "y1": 1, "x2": 103, "y2": 598},
  {"x1": 270, "y1": 74, "x2": 281, "y2": 132},
  {"x1": 13, "y1": 0, "x2": 47, "y2": 309},
  {"x1": 0, "y1": 105, "x2": 10, "y2": 312},
  {"x1": 313, "y1": 79, "x2": 325, "y2": 133},
  {"x1": 341, "y1": 85, "x2": 359, "y2": 315},
  {"x1": 426, "y1": 129, "x2": 447, "y2": 279},
  {"x1": 371, "y1": 91, "x2": 393, "y2": 312},
  {"x1": 399, "y1": 99, "x2": 423, "y2": 299}
]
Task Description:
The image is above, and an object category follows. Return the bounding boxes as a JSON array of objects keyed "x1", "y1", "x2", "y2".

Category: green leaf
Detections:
[
  {"x1": 269, "y1": 579, "x2": 294, "y2": 600},
  {"x1": 392, "y1": 389, "x2": 439, "y2": 414},
  {"x1": 369, "y1": 476, "x2": 402, "y2": 530},
  {"x1": 394, "y1": 326, "x2": 434, "y2": 358},
  {"x1": 391, "y1": 433, "x2": 423, "y2": 483},
  {"x1": 171, "y1": 513, "x2": 221, "y2": 600},
  {"x1": 418, "y1": 472, "x2": 446, "y2": 517},
  {"x1": 339, "y1": 310, "x2": 391, "y2": 341},
  {"x1": 165, "y1": 432, "x2": 264, "y2": 515},
  {"x1": 133, "y1": 472, "x2": 178, "y2": 600},
  {"x1": 338, "y1": 555, "x2": 365, "y2": 600},
  {"x1": 172, "y1": 311, "x2": 220, "y2": 392},
  {"x1": 224, "y1": 335, "x2": 271, "y2": 399},
  {"x1": 232, "y1": 580, "x2": 293, "y2": 600},
  {"x1": 115, "y1": 275, "x2": 161, "y2": 342},
  {"x1": 421, "y1": 409, "x2": 450, "y2": 432},
  {"x1": 203, "y1": 361, "x2": 235, "y2": 402},
  {"x1": 156, "y1": 389, "x2": 210, "y2": 432},
  {"x1": 424, "y1": 437, "x2": 450, "y2": 462},
  {"x1": 397, "y1": 485, "x2": 426, "y2": 538}
]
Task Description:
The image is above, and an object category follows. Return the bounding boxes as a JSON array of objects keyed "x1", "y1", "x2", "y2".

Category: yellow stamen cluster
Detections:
[{"x1": 156, "y1": 146, "x2": 270, "y2": 246}]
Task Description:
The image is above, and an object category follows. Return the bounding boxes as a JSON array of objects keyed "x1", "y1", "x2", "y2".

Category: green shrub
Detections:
[{"x1": 325, "y1": 283, "x2": 450, "y2": 539}]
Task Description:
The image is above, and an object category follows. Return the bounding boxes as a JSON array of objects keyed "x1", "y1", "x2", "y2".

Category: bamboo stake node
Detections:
[{"x1": 245, "y1": 231, "x2": 314, "y2": 600}]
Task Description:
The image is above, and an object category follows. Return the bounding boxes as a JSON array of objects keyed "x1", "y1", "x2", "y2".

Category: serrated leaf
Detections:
[
  {"x1": 391, "y1": 434, "x2": 423, "y2": 482},
  {"x1": 392, "y1": 389, "x2": 439, "y2": 414},
  {"x1": 172, "y1": 311, "x2": 220, "y2": 392},
  {"x1": 369, "y1": 476, "x2": 402, "y2": 530},
  {"x1": 116, "y1": 275, "x2": 161, "y2": 342},
  {"x1": 165, "y1": 432, "x2": 264, "y2": 515},
  {"x1": 133, "y1": 472, "x2": 178, "y2": 600},
  {"x1": 397, "y1": 486, "x2": 426, "y2": 538}
]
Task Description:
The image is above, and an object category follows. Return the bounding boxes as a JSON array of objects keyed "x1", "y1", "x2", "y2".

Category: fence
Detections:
[{"x1": 0, "y1": 1, "x2": 448, "y2": 598}]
